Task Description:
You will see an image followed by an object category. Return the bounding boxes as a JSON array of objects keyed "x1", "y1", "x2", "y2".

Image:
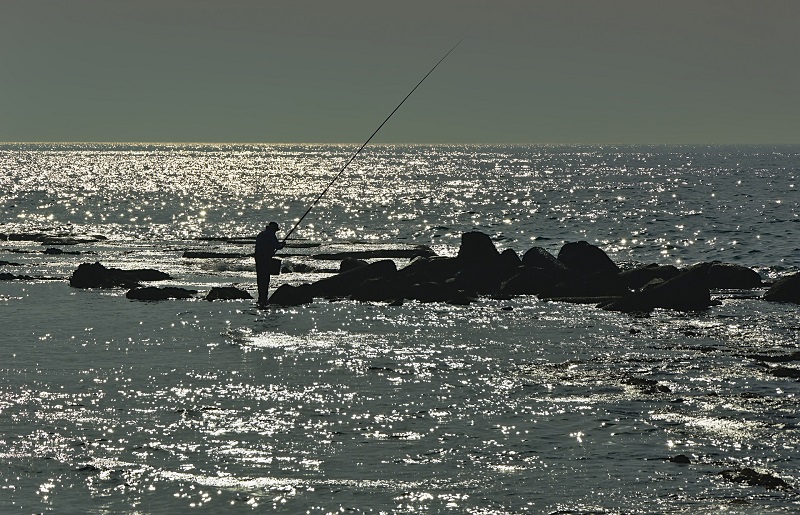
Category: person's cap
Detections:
[{"x1": 267, "y1": 221, "x2": 279, "y2": 231}]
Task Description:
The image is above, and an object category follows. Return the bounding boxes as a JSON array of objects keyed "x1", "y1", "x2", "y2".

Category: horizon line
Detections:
[{"x1": 2, "y1": 141, "x2": 799, "y2": 146}]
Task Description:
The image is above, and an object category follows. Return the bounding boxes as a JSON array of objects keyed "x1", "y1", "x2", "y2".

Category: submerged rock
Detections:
[
  {"x1": 719, "y1": 468, "x2": 790, "y2": 490},
  {"x1": 205, "y1": 286, "x2": 252, "y2": 301},
  {"x1": 126, "y1": 287, "x2": 196, "y2": 301}
]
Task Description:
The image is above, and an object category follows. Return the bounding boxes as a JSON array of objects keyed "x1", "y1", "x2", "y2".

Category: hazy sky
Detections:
[{"x1": 2, "y1": 1, "x2": 799, "y2": 143}]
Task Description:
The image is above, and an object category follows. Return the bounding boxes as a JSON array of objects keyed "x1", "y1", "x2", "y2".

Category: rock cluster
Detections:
[{"x1": 269, "y1": 231, "x2": 773, "y2": 311}]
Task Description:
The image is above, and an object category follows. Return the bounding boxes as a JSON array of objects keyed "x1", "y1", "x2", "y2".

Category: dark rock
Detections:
[
  {"x1": 69, "y1": 262, "x2": 171, "y2": 289},
  {"x1": 1, "y1": 272, "x2": 36, "y2": 280},
  {"x1": 39, "y1": 236, "x2": 97, "y2": 246},
  {"x1": 498, "y1": 248, "x2": 522, "y2": 280},
  {"x1": 457, "y1": 232, "x2": 499, "y2": 263},
  {"x1": 126, "y1": 287, "x2": 196, "y2": 301},
  {"x1": 398, "y1": 256, "x2": 462, "y2": 285},
  {"x1": 719, "y1": 468, "x2": 790, "y2": 490},
  {"x1": 450, "y1": 262, "x2": 505, "y2": 295},
  {"x1": 603, "y1": 263, "x2": 712, "y2": 313},
  {"x1": 43, "y1": 247, "x2": 80, "y2": 255},
  {"x1": 75, "y1": 262, "x2": 171, "y2": 288},
  {"x1": 205, "y1": 286, "x2": 252, "y2": 301},
  {"x1": 669, "y1": 454, "x2": 691, "y2": 464},
  {"x1": 130, "y1": 269, "x2": 172, "y2": 282},
  {"x1": 707, "y1": 262, "x2": 763, "y2": 289},
  {"x1": 405, "y1": 281, "x2": 472, "y2": 305},
  {"x1": 70, "y1": 262, "x2": 141, "y2": 289},
  {"x1": 764, "y1": 272, "x2": 800, "y2": 304},
  {"x1": 522, "y1": 247, "x2": 568, "y2": 273},
  {"x1": 268, "y1": 283, "x2": 315, "y2": 306},
  {"x1": 351, "y1": 277, "x2": 406, "y2": 303},
  {"x1": 770, "y1": 367, "x2": 800, "y2": 380},
  {"x1": 625, "y1": 377, "x2": 672, "y2": 394},
  {"x1": 543, "y1": 269, "x2": 628, "y2": 299},
  {"x1": 747, "y1": 351, "x2": 800, "y2": 363},
  {"x1": 619, "y1": 264, "x2": 680, "y2": 290},
  {"x1": 500, "y1": 267, "x2": 563, "y2": 296},
  {"x1": 557, "y1": 241, "x2": 620, "y2": 276},
  {"x1": 339, "y1": 257, "x2": 368, "y2": 273},
  {"x1": 309, "y1": 260, "x2": 397, "y2": 298}
]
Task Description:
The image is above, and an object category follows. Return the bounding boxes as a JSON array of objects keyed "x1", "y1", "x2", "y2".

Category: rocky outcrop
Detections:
[
  {"x1": 205, "y1": 286, "x2": 252, "y2": 301},
  {"x1": 764, "y1": 272, "x2": 800, "y2": 304},
  {"x1": 69, "y1": 262, "x2": 171, "y2": 289},
  {"x1": 126, "y1": 287, "x2": 196, "y2": 300},
  {"x1": 260, "y1": 232, "x2": 779, "y2": 312}
]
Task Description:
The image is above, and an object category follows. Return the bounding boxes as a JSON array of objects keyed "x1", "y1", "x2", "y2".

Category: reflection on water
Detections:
[{"x1": 1, "y1": 145, "x2": 799, "y2": 512}]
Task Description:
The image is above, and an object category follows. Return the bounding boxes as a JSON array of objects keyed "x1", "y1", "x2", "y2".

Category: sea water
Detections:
[{"x1": 1, "y1": 144, "x2": 798, "y2": 513}]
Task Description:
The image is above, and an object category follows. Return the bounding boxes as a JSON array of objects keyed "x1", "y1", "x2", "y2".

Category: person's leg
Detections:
[{"x1": 256, "y1": 265, "x2": 271, "y2": 305}]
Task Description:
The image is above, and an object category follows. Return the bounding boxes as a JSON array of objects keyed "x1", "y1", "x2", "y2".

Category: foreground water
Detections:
[{"x1": 1, "y1": 144, "x2": 799, "y2": 513}]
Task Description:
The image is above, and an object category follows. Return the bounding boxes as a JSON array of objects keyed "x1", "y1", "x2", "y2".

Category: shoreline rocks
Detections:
[{"x1": 54, "y1": 232, "x2": 791, "y2": 312}]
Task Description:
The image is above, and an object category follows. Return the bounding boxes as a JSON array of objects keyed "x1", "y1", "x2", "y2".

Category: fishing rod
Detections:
[{"x1": 282, "y1": 40, "x2": 462, "y2": 243}]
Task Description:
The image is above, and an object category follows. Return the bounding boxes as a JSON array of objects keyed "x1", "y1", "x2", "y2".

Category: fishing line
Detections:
[{"x1": 282, "y1": 40, "x2": 462, "y2": 243}]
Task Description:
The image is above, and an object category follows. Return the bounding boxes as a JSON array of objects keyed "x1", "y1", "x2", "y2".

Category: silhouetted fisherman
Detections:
[{"x1": 255, "y1": 221, "x2": 284, "y2": 305}]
